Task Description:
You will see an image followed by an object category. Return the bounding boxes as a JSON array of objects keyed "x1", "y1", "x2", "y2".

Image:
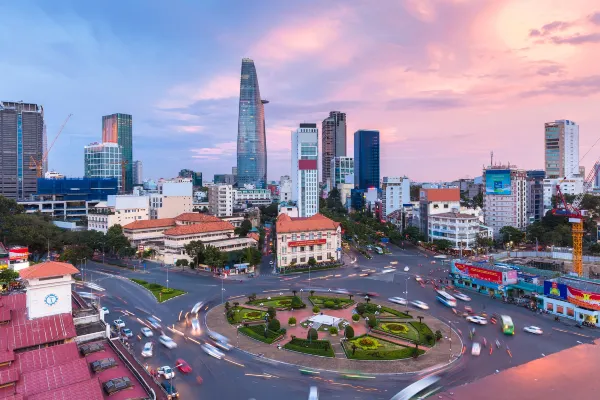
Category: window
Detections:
[
  {"x1": 327, "y1": 232, "x2": 331, "y2": 238},
  {"x1": 317, "y1": 255, "x2": 322, "y2": 260},
  {"x1": 444, "y1": 204, "x2": 449, "y2": 208},
  {"x1": 317, "y1": 232, "x2": 322, "y2": 239},
  {"x1": 281, "y1": 235, "x2": 287, "y2": 242},
  {"x1": 556, "y1": 305, "x2": 564, "y2": 314},
  {"x1": 281, "y1": 247, "x2": 287, "y2": 254},
  {"x1": 282, "y1": 257, "x2": 287, "y2": 264},
  {"x1": 300, "y1": 257, "x2": 306, "y2": 263},
  {"x1": 327, "y1": 252, "x2": 332, "y2": 259},
  {"x1": 292, "y1": 234, "x2": 297, "y2": 241},
  {"x1": 309, "y1": 233, "x2": 314, "y2": 240},
  {"x1": 292, "y1": 247, "x2": 297, "y2": 253},
  {"x1": 567, "y1": 307, "x2": 575, "y2": 317},
  {"x1": 291, "y1": 258, "x2": 297, "y2": 264},
  {"x1": 300, "y1": 246, "x2": 305, "y2": 252},
  {"x1": 301, "y1": 234, "x2": 306, "y2": 240},
  {"x1": 546, "y1": 302, "x2": 554, "y2": 312},
  {"x1": 327, "y1": 243, "x2": 331, "y2": 249},
  {"x1": 309, "y1": 246, "x2": 314, "y2": 251}
]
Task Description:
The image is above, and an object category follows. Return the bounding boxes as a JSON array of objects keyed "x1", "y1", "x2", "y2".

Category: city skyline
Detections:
[{"x1": 2, "y1": 1, "x2": 600, "y2": 182}]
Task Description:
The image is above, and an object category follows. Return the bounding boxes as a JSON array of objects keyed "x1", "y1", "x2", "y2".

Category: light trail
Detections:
[{"x1": 224, "y1": 358, "x2": 245, "y2": 367}]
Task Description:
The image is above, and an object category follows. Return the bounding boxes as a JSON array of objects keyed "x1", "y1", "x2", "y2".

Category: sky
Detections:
[{"x1": 3, "y1": 0, "x2": 600, "y2": 183}]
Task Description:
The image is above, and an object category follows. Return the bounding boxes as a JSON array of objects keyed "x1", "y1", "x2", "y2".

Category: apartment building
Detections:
[{"x1": 208, "y1": 184, "x2": 234, "y2": 217}]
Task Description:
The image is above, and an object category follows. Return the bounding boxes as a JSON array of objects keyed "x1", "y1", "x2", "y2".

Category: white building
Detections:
[
  {"x1": 149, "y1": 179, "x2": 193, "y2": 219},
  {"x1": 419, "y1": 188, "x2": 461, "y2": 238},
  {"x1": 544, "y1": 119, "x2": 579, "y2": 179},
  {"x1": 329, "y1": 157, "x2": 354, "y2": 194},
  {"x1": 278, "y1": 202, "x2": 299, "y2": 218},
  {"x1": 381, "y1": 176, "x2": 410, "y2": 220},
  {"x1": 234, "y1": 187, "x2": 272, "y2": 206},
  {"x1": 279, "y1": 176, "x2": 292, "y2": 202},
  {"x1": 337, "y1": 183, "x2": 354, "y2": 210},
  {"x1": 542, "y1": 177, "x2": 584, "y2": 214},
  {"x1": 428, "y1": 211, "x2": 480, "y2": 251},
  {"x1": 88, "y1": 195, "x2": 149, "y2": 233},
  {"x1": 132, "y1": 160, "x2": 143, "y2": 185},
  {"x1": 208, "y1": 184, "x2": 234, "y2": 217},
  {"x1": 483, "y1": 166, "x2": 528, "y2": 237},
  {"x1": 291, "y1": 123, "x2": 319, "y2": 217}
]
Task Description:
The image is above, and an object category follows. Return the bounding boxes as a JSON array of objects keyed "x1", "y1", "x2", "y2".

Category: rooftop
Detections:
[
  {"x1": 276, "y1": 213, "x2": 340, "y2": 234},
  {"x1": 430, "y1": 212, "x2": 478, "y2": 219},
  {"x1": 163, "y1": 221, "x2": 235, "y2": 236},
  {"x1": 122, "y1": 218, "x2": 175, "y2": 230},
  {"x1": 174, "y1": 212, "x2": 221, "y2": 223},
  {"x1": 554, "y1": 276, "x2": 600, "y2": 294},
  {"x1": 19, "y1": 262, "x2": 79, "y2": 280},
  {"x1": 454, "y1": 260, "x2": 515, "y2": 273},
  {"x1": 420, "y1": 188, "x2": 460, "y2": 202}
]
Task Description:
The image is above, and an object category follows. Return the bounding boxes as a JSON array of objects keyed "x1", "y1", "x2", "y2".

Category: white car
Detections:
[
  {"x1": 466, "y1": 316, "x2": 488, "y2": 325},
  {"x1": 309, "y1": 386, "x2": 319, "y2": 400},
  {"x1": 191, "y1": 302, "x2": 204, "y2": 314},
  {"x1": 157, "y1": 366, "x2": 175, "y2": 379},
  {"x1": 454, "y1": 293, "x2": 471, "y2": 302},
  {"x1": 471, "y1": 342, "x2": 481, "y2": 356},
  {"x1": 101, "y1": 307, "x2": 109, "y2": 314},
  {"x1": 524, "y1": 326, "x2": 543, "y2": 335},
  {"x1": 388, "y1": 297, "x2": 408, "y2": 305},
  {"x1": 404, "y1": 266, "x2": 410, "y2": 272},
  {"x1": 141, "y1": 327, "x2": 153, "y2": 337},
  {"x1": 410, "y1": 300, "x2": 429, "y2": 310},
  {"x1": 415, "y1": 276, "x2": 423, "y2": 283},
  {"x1": 113, "y1": 319, "x2": 125, "y2": 328},
  {"x1": 159, "y1": 335, "x2": 177, "y2": 349},
  {"x1": 201, "y1": 343, "x2": 224, "y2": 359},
  {"x1": 141, "y1": 342, "x2": 154, "y2": 358},
  {"x1": 191, "y1": 318, "x2": 201, "y2": 334}
]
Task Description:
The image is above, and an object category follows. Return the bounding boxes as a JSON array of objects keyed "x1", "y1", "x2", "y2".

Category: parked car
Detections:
[
  {"x1": 141, "y1": 327, "x2": 153, "y2": 337},
  {"x1": 90, "y1": 358, "x2": 117, "y2": 373},
  {"x1": 121, "y1": 328, "x2": 133, "y2": 338},
  {"x1": 524, "y1": 326, "x2": 543, "y2": 335},
  {"x1": 103, "y1": 377, "x2": 132, "y2": 396},
  {"x1": 410, "y1": 300, "x2": 429, "y2": 310},
  {"x1": 176, "y1": 359, "x2": 192, "y2": 374},
  {"x1": 113, "y1": 319, "x2": 125, "y2": 328},
  {"x1": 159, "y1": 335, "x2": 177, "y2": 349},
  {"x1": 388, "y1": 297, "x2": 407, "y2": 305},
  {"x1": 466, "y1": 316, "x2": 488, "y2": 325},
  {"x1": 201, "y1": 343, "x2": 224, "y2": 359},
  {"x1": 471, "y1": 342, "x2": 481, "y2": 356},
  {"x1": 157, "y1": 366, "x2": 175, "y2": 379},
  {"x1": 101, "y1": 307, "x2": 109, "y2": 314},
  {"x1": 79, "y1": 342, "x2": 105, "y2": 356},
  {"x1": 161, "y1": 381, "x2": 179, "y2": 398},
  {"x1": 141, "y1": 342, "x2": 154, "y2": 358}
]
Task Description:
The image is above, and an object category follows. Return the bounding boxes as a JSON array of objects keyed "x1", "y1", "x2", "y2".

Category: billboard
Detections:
[
  {"x1": 454, "y1": 262, "x2": 503, "y2": 284},
  {"x1": 504, "y1": 270, "x2": 518, "y2": 285},
  {"x1": 288, "y1": 239, "x2": 327, "y2": 247},
  {"x1": 485, "y1": 169, "x2": 511, "y2": 195},
  {"x1": 567, "y1": 286, "x2": 600, "y2": 311},
  {"x1": 544, "y1": 280, "x2": 569, "y2": 300}
]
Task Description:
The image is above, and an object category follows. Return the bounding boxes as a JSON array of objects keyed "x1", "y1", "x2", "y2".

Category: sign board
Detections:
[
  {"x1": 288, "y1": 239, "x2": 327, "y2": 248},
  {"x1": 485, "y1": 169, "x2": 511, "y2": 195},
  {"x1": 9, "y1": 247, "x2": 28, "y2": 261},
  {"x1": 454, "y1": 262, "x2": 503, "y2": 284}
]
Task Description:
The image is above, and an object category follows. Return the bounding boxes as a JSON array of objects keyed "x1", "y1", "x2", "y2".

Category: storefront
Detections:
[
  {"x1": 541, "y1": 278, "x2": 600, "y2": 326},
  {"x1": 450, "y1": 260, "x2": 518, "y2": 298}
]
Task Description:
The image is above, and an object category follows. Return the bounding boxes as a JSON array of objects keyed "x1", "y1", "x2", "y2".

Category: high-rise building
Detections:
[
  {"x1": 322, "y1": 111, "x2": 347, "y2": 185},
  {"x1": 102, "y1": 113, "x2": 133, "y2": 192},
  {"x1": 330, "y1": 156, "x2": 354, "y2": 191},
  {"x1": 132, "y1": 160, "x2": 143, "y2": 185},
  {"x1": 483, "y1": 165, "x2": 528, "y2": 237},
  {"x1": 237, "y1": 58, "x2": 268, "y2": 189},
  {"x1": 544, "y1": 119, "x2": 579, "y2": 179},
  {"x1": 291, "y1": 123, "x2": 319, "y2": 217},
  {"x1": 354, "y1": 130, "x2": 380, "y2": 190},
  {"x1": 381, "y1": 177, "x2": 411, "y2": 220},
  {"x1": 208, "y1": 184, "x2": 234, "y2": 217},
  {"x1": 0, "y1": 101, "x2": 45, "y2": 200},
  {"x1": 280, "y1": 175, "x2": 292, "y2": 202},
  {"x1": 84, "y1": 142, "x2": 122, "y2": 191},
  {"x1": 526, "y1": 170, "x2": 545, "y2": 223}
]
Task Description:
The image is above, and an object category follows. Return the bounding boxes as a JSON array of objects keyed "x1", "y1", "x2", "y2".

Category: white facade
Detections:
[
  {"x1": 88, "y1": 196, "x2": 150, "y2": 233},
  {"x1": 337, "y1": 183, "x2": 354, "y2": 209},
  {"x1": 234, "y1": 188, "x2": 272, "y2": 206},
  {"x1": 209, "y1": 184, "x2": 234, "y2": 217},
  {"x1": 277, "y1": 228, "x2": 341, "y2": 268},
  {"x1": 483, "y1": 167, "x2": 528, "y2": 237},
  {"x1": 24, "y1": 273, "x2": 73, "y2": 320},
  {"x1": 428, "y1": 211, "x2": 480, "y2": 250},
  {"x1": 278, "y1": 204, "x2": 299, "y2": 218},
  {"x1": 381, "y1": 176, "x2": 410, "y2": 219},
  {"x1": 291, "y1": 124, "x2": 319, "y2": 217},
  {"x1": 279, "y1": 176, "x2": 292, "y2": 202},
  {"x1": 542, "y1": 177, "x2": 584, "y2": 214},
  {"x1": 19, "y1": 198, "x2": 100, "y2": 221},
  {"x1": 149, "y1": 180, "x2": 193, "y2": 219}
]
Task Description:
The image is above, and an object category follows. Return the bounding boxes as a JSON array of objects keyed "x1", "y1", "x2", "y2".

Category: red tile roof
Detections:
[
  {"x1": 17, "y1": 358, "x2": 91, "y2": 397},
  {"x1": 276, "y1": 213, "x2": 340, "y2": 234},
  {"x1": 0, "y1": 294, "x2": 26, "y2": 311},
  {"x1": 19, "y1": 262, "x2": 79, "y2": 280},
  {"x1": 248, "y1": 233, "x2": 260, "y2": 242},
  {"x1": 175, "y1": 213, "x2": 221, "y2": 223},
  {"x1": 122, "y1": 218, "x2": 175, "y2": 230},
  {"x1": 420, "y1": 188, "x2": 460, "y2": 202},
  {"x1": 0, "y1": 313, "x2": 76, "y2": 351},
  {"x1": 15, "y1": 342, "x2": 79, "y2": 374},
  {"x1": 27, "y1": 378, "x2": 103, "y2": 400},
  {"x1": 163, "y1": 221, "x2": 235, "y2": 236},
  {"x1": 0, "y1": 349, "x2": 15, "y2": 364}
]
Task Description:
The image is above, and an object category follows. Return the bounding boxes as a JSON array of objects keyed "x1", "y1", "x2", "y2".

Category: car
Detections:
[
  {"x1": 159, "y1": 335, "x2": 177, "y2": 349},
  {"x1": 464, "y1": 306, "x2": 474, "y2": 313},
  {"x1": 90, "y1": 357, "x2": 117, "y2": 373},
  {"x1": 466, "y1": 316, "x2": 488, "y2": 325},
  {"x1": 388, "y1": 297, "x2": 407, "y2": 305},
  {"x1": 161, "y1": 381, "x2": 179, "y2": 398},
  {"x1": 201, "y1": 343, "x2": 224, "y2": 359},
  {"x1": 309, "y1": 386, "x2": 319, "y2": 400},
  {"x1": 524, "y1": 326, "x2": 543, "y2": 335},
  {"x1": 103, "y1": 377, "x2": 132, "y2": 395},
  {"x1": 176, "y1": 359, "x2": 192, "y2": 374},
  {"x1": 191, "y1": 302, "x2": 204, "y2": 314},
  {"x1": 141, "y1": 327, "x2": 153, "y2": 337},
  {"x1": 410, "y1": 300, "x2": 429, "y2": 310},
  {"x1": 101, "y1": 307, "x2": 109, "y2": 314},
  {"x1": 404, "y1": 266, "x2": 410, "y2": 272},
  {"x1": 471, "y1": 342, "x2": 481, "y2": 356},
  {"x1": 121, "y1": 328, "x2": 133, "y2": 338},
  {"x1": 113, "y1": 319, "x2": 125, "y2": 328},
  {"x1": 147, "y1": 317, "x2": 162, "y2": 330},
  {"x1": 415, "y1": 276, "x2": 423, "y2": 283},
  {"x1": 79, "y1": 342, "x2": 105, "y2": 356},
  {"x1": 191, "y1": 318, "x2": 201, "y2": 334},
  {"x1": 158, "y1": 366, "x2": 175, "y2": 379},
  {"x1": 454, "y1": 293, "x2": 471, "y2": 302},
  {"x1": 360, "y1": 292, "x2": 379, "y2": 298},
  {"x1": 209, "y1": 332, "x2": 232, "y2": 351},
  {"x1": 141, "y1": 342, "x2": 154, "y2": 358}
]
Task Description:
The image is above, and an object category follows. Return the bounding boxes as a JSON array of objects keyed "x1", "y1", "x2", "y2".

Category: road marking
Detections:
[
  {"x1": 224, "y1": 358, "x2": 245, "y2": 367},
  {"x1": 552, "y1": 327, "x2": 594, "y2": 338},
  {"x1": 245, "y1": 373, "x2": 278, "y2": 379}
]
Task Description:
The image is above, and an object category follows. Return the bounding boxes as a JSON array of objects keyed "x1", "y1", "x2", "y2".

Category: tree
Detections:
[
  {"x1": 0, "y1": 269, "x2": 20, "y2": 285},
  {"x1": 409, "y1": 185, "x2": 421, "y2": 201},
  {"x1": 403, "y1": 226, "x2": 423, "y2": 242},
  {"x1": 473, "y1": 192, "x2": 483, "y2": 208},
  {"x1": 307, "y1": 328, "x2": 318, "y2": 341},
  {"x1": 309, "y1": 290, "x2": 315, "y2": 297},
  {"x1": 365, "y1": 314, "x2": 377, "y2": 328},
  {"x1": 348, "y1": 294, "x2": 354, "y2": 301},
  {"x1": 268, "y1": 318, "x2": 281, "y2": 332},
  {"x1": 175, "y1": 259, "x2": 189, "y2": 269},
  {"x1": 241, "y1": 247, "x2": 262, "y2": 266},
  {"x1": 291, "y1": 296, "x2": 304, "y2": 309},
  {"x1": 499, "y1": 226, "x2": 525, "y2": 245},
  {"x1": 267, "y1": 306, "x2": 276, "y2": 319},
  {"x1": 203, "y1": 245, "x2": 223, "y2": 269},
  {"x1": 292, "y1": 290, "x2": 297, "y2": 297},
  {"x1": 589, "y1": 243, "x2": 600, "y2": 255},
  {"x1": 106, "y1": 225, "x2": 132, "y2": 256},
  {"x1": 60, "y1": 245, "x2": 93, "y2": 267},
  {"x1": 345, "y1": 325, "x2": 355, "y2": 339},
  {"x1": 235, "y1": 219, "x2": 253, "y2": 237},
  {"x1": 433, "y1": 239, "x2": 453, "y2": 251},
  {"x1": 475, "y1": 234, "x2": 494, "y2": 252},
  {"x1": 307, "y1": 257, "x2": 317, "y2": 268},
  {"x1": 184, "y1": 240, "x2": 205, "y2": 267}
]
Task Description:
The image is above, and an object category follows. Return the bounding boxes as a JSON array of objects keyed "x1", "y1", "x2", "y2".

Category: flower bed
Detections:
[
  {"x1": 343, "y1": 334, "x2": 424, "y2": 360},
  {"x1": 373, "y1": 321, "x2": 435, "y2": 346},
  {"x1": 238, "y1": 324, "x2": 283, "y2": 344},
  {"x1": 308, "y1": 296, "x2": 354, "y2": 309},
  {"x1": 283, "y1": 338, "x2": 335, "y2": 357},
  {"x1": 226, "y1": 307, "x2": 267, "y2": 324},
  {"x1": 247, "y1": 296, "x2": 305, "y2": 310},
  {"x1": 356, "y1": 303, "x2": 411, "y2": 319}
]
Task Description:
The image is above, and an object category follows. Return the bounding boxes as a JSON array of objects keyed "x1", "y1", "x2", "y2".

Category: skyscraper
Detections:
[
  {"x1": 291, "y1": 123, "x2": 319, "y2": 217},
  {"x1": 0, "y1": 101, "x2": 45, "y2": 200},
  {"x1": 102, "y1": 113, "x2": 133, "y2": 192},
  {"x1": 237, "y1": 58, "x2": 268, "y2": 189},
  {"x1": 354, "y1": 130, "x2": 380, "y2": 190},
  {"x1": 544, "y1": 119, "x2": 579, "y2": 179},
  {"x1": 132, "y1": 160, "x2": 143, "y2": 185},
  {"x1": 84, "y1": 142, "x2": 122, "y2": 192},
  {"x1": 322, "y1": 111, "x2": 346, "y2": 186}
]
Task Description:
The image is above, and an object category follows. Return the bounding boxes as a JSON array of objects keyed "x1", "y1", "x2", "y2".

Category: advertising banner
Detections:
[
  {"x1": 8, "y1": 247, "x2": 28, "y2": 262},
  {"x1": 504, "y1": 270, "x2": 518, "y2": 285},
  {"x1": 288, "y1": 239, "x2": 327, "y2": 247},
  {"x1": 544, "y1": 281, "x2": 568, "y2": 300},
  {"x1": 485, "y1": 169, "x2": 511, "y2": 195},
  {"x1": 567, "y1": 286, "x2": 600, "y2": 311},
  {"x1": 469, "y1": 266, "x2": 503, "y2": 284}
]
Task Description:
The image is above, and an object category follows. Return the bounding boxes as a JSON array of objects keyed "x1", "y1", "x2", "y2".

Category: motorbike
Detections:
[{"x1": 495, "y1": 339, "x2": 501, "y2": 348}]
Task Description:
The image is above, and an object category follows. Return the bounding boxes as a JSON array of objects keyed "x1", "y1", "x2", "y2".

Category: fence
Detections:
[{"x1": 499, "y1": 251, "x2": 600, "y2": 264}]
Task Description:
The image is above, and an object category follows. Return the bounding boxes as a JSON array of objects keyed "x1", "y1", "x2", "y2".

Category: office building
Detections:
[
  {"x1": 544, "y1": 119, "x2": 579, "y2": 179},
  {"x1": 149, "y1": 179, "x2": 193, "y2": 219},
  {"x1": 543, "y1": 177, "x2": 584, "y2": 214},
  {"x1": 291, "y1": 123, "x2": 319, "y2": 217},
  {"x1": 419, "y1": 188, "x2": 461, "y2": 239},
  {"x1": 483, "y1": 166, "x2": 528, "y2": 237},
  {"x1": 381, "y1": 177, "x2": 411, "y2": 220},
  {"x1": 232, "y1": 166, "x2": 238, "y2": 176},
  {"x1": 84, "y1": 142, "x2": 122, "y2": 191},
  {"x1": 234, "y1": 187, "x2": 272, "y2": 206},
  {"x1": 209, "y1": 184, "x2": 234, "y2": 217},
  {"x1": 280, "y1": 175, "x2": 292, "y2": 202},
  {"x1": 132, "y1": 160, "x2": 143, "y2": 185},
  {"x1": 237, "y1": 58, "x2": 268, "y2": 189},
  {"x1": 330, "y1": 156, "x2": 354, "y2": 192},
  {"x1": 354, "y1": 130, "x2": 380, "y2": 190},
  {"x1": 214, "y1": 173, "x2": 236, "y2": 185},
  {"x1": 102, "y1": 113, "x2": 133, "y2": 192},
  {"x1": 322, "y1": 111, "x2": 347, "y2": 186},
  {"x1": 179, "y1": 168, "x2": 203, "y2": 187},
  {"x1": 0, "y1": 101, "x2": 45, "y2": 200},
  {"x1": 428, "y1": 210, "x2": 481, "y2": 251},
  {"x1": 88, "y1": 195, "x2": 149, "y2": 233},
  {"x1": 526, "y1": 170, "x2": 545, "y2": 223}
]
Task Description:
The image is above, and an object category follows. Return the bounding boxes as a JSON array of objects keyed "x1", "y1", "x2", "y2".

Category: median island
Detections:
[{"x1": 129, "y1": 278, "x2": 186, "y2": 303}]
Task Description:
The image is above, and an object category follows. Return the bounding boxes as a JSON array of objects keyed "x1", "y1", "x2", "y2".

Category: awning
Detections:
[{"x1": 508, "y1": 282, "x2": 544, "y2": 294}]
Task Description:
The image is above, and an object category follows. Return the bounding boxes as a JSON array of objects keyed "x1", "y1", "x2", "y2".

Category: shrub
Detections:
[
  {"x1": 356, "y1": 337, "x2": 380, "y2": 350},
  {"x1": 312, "y1": 306, "x2": 320, "y2": 313},
  {"x1": 161, "y1": 288, "x2": 173, "y2": 294},
  {"x1": 435, "y1": 330, "x2": 443, "y2": 341},
  {"x1": 356, "y1": 303, "x2": 366, "y2": 315},
  {"x1": 279, "y1": 328, "x2": 287, "y2": 335},
  {"x1": 268, "y1": 318, "x2": 281, "y2": 332},
  {"x1": 324, "y1": 300, "x2": 335, "y2": 308},
  {"x1": 288, "y1": 317, "x2": 297, "y2": 325},
  {"x1": 149, "y1": 283, "x2": 162, "y2": 290},
  {"x1": 383, "y1": 323, "x2": 409, "y2": 334},
  {"x1": 244, "y1": 311, "x2": 263, "y2": 319},
  {"x1": 345, "y1": 325, "x2": 355, "y2": 339},
  {"x1": 248, "y1": 293, "x2": 257, "y2": 302},
  {"x1": 267, "y1": 306, "x2": 276, "y2": 319},
  {"x1": 277, "y1": 300, "x2": 292, "y2": 306},
  {"x1": 329, "y1": 326, "x2": 338, "y2": 335},
  {"x1": 307, "y1": 328, "x2": 318, "y2": 341},
  {"x1": 291, "y1": 296, "x2": 304, "y2": 309},
  {"x1": 352, "y1": 314, "x2": 360, "y2": 322},
  {"x1": 365, "y1": 314, "x2": 377, "y2": 328}
]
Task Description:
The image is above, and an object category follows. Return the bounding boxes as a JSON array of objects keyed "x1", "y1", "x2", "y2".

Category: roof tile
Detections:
[
  {"x1": 276, "y1": 213, "x2": 340, "y2": 234},
  {"x1": 163, "y1": 221, "x2": 235, "y2": 236},
  {"x1": 175, "y1": 213, "x2": 221, "y2": 223},
  {"x1": 27, "y1": 378, "x2": 103, "y2": 400},
  {"x1": 122, "y1": 218, "x2": 175, "y2": 230},
  {"x1": 19, "y1": 262, "x2": 79, "y2": 280}
]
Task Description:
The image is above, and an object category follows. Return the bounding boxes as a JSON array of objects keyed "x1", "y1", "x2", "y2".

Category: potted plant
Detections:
[
  {"x1": 352, "y1": 314, "x2": 360, "y2": 323},
  {"x1": 313, "y1": 306, "x2": 320, "y2": 315},
  {"x1": 288, "y1": 317, "x2": 297, "y2": 327},
  {"x1": 329, "y1": 326, "x2": 338, "y2": 336}
]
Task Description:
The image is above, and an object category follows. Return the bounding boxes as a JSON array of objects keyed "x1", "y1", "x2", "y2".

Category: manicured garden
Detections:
[
  {"x1": 284, "y1": 338, "x2": 335, "y2": 357},
  {"x1": 129, "y1": 278, "x2": 185, "y2": 303},
  {"x1": 238, "y1": 324, "x2": 283, "y2": 344},
  {"x1": 246, "y1": 295, "x2": 306, "y2": 310},
  {"x1": 356, "y1": 302, "x2": 411, "y2": 319},
  {"x1": 374, "y1": 321, "x2": 435, "y2": 346},
  {"x1": 343, "y1": 335, "x2": 424, "y2": 360},
  {"x1": 226, "y1": 306, "x2": 267, "y2": 324},
  {"x1": 309, "y1": 296, "x2": 354, "y2": 309}
]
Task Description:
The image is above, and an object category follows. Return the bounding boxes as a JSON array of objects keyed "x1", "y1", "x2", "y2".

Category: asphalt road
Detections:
[{"x1": 78, "y1": 245, "x2": 600, "y2": 400}]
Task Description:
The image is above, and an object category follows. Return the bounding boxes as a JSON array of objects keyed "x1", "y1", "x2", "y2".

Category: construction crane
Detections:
[
  {"x1": 111, "y1": 160, "x2": 129, "y2": 194},
  {"x1": 551, "y1": 165, "x2": 600, "y2": 276},
  {"x1": 29, "y1": 114, "x2": 73, "y2": 178}
]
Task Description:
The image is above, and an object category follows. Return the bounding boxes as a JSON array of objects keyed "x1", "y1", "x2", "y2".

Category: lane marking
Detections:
[{"x1": 552, "y1": 327, "x2": 594, "y2": 338}]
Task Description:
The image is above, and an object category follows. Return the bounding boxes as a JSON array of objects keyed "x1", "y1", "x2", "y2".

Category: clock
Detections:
[{"x1": 45, "y1": 294, "x2": 59, "y2": 306}]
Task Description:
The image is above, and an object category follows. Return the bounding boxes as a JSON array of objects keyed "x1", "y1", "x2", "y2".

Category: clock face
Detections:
[{"x1": 45, "y1": 294, "x2": 59, "y2": 306}]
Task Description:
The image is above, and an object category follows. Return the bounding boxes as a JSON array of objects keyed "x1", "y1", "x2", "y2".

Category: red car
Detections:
[{"x1": 176, "y1": 359, "x2": 192, "y2": 374}]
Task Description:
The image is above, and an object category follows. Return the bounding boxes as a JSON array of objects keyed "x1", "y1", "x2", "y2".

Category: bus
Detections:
[
  {"x1": 391, "y1": 375, "x2": 441, "y2": 400},
  {"x1": 436, "y1": 290, "x2": 457, "y2": 308},
  {"x1": 500, "y1": 315, "x2": 515, "y2": 335}
]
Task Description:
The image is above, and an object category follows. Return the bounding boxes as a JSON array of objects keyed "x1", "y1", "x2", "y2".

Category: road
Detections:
[{"x1": 78, "y1": 244, "x2": 600, "y2": 399}]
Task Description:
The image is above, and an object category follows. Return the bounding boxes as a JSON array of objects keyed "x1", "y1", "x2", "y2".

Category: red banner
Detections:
[
  {"x1": 567, "y1": 286, "x2": 600, "y2": 311},
  {"x1": 9, "y1": 247, "x2": 28, "y2": 261},
  {"x1": 288, "y1": 239, "x2": 327, "y2": 247},
  {"x1": 454, "y1": 263, "x2": 502, "y2": 284}
]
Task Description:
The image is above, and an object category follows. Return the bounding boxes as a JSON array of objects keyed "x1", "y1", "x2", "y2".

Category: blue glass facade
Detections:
[
  {"x1": 37, "y1": 178, "x2": 118, "y2": 201},
  {"x1": 237, "y1": 58, "x2": 267, "y2": 189},
  {"x1": 102, "y1": 113, "x2": 133, "y2": 192},
  {"x1": 354, "y1": 130, "x2": 380, "y2": 190}
]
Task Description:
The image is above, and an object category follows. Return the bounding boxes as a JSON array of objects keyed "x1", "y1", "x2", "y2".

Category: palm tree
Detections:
[
  {"x1": 348, "y1": 294, "x2": 354, "y2": 301},
  {"x1": 292, "y1": 290, "x2": 298, "y2": 297},
  {"x1": 310, "y1": 290, "x2": 315, "y2": 297},
  {"x1": 365, "y1": 296, "x2": 371, "y2": 304}
]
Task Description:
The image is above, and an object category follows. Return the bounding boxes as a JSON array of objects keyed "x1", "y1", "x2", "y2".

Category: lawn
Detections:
[
  {"x1": 247, "y1": 296, "x2": 305, "y2": 309},
  {"x1": 129, "y1": 278, "x2": 185, "y2": 303},
  {"x1": 238, "y1": 324, "x2": 283, "y2": 344},
  {"x1": 375, "y1": 321, "x2": 435, "y2": 346},
  {"x1": 343, "y1": 335, "x2": 424, "y2": 360},
  {"x1": 309, "y1": 296, "x2": 354, "y2": 309},
  {"x1": 226, "y1": 306, "x2": 267, "y2": 324},
  {"x1": 283, "y1": 338, "x2": 335, "y2": 357},
  {"x1": 410, "y1": 321, "x2": 436, "y2": 346},
  {"x1": 357, "y1": 303, "x2": 411, "y2": 319}
]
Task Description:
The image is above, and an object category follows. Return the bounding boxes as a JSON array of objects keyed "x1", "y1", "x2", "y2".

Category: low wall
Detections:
[{"x1": 500, "y1": 251, "x2": 600, "y2": 264}]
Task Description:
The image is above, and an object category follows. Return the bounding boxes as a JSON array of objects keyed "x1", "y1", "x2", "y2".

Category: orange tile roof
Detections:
[
  {"x1": 19, "y1": 262, "x2": 79, "y2": 280},
  {"x1": 248, "y1": 233, "x2": 260, "y2": 242},
  {"x1": 163, "y1": 221, "x2": 235, "y2": 236},
  {"x1": 175, "y1": 213, "x2": 221, "y2": 223},
  {"x1": 420, "y1": 188, "x2": 460, "y2": 202},
  {"x1": 122, "y1": 218, "x2": 175, "y2": 230},
  {"x1": 276, "y1": 213, "x2": 340, "y2": 234}
]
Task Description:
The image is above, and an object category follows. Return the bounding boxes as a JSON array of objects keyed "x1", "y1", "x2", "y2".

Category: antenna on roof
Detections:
[{"x1": 490, "y1": 151, "x2": 494, "y2": 167}]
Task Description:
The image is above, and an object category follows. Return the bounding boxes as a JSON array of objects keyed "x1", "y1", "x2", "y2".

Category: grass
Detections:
[
  {"x1": 358, "y1": 303, "x2": 411, "y2": 319},
  {"x1": 284, "y1": 338, "x2": 335, "y2": 357},
  {"x1": 238, "y1": 324, "x2": 282, "y2": 344},
  {"x1": 129, "y1": 278, "x2": 185, "y2": 303},
  {"x1": 374, "y1": 321, "x2": 434, "y2": 346},
  {"x1": 410, "y1": 321, "x2": 435, "y2": 346},
  {"x1": 226, "y1": 306, "x2": 267, "y2": 324},
  {"x1": 308, "y1": 296, "x2": 354, "y2": 309},
  {"x1": 247, "y1": 296, "x2": 305, "y2": 309},
  {"x1": 343, "y1": 334, "x2": 424, "y2": 360}
]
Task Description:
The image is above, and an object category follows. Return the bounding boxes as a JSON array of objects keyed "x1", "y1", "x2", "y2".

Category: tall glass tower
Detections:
[
  {"x1": 102, "y1": 113, "x2": 133, "y2": 192},
  {"x1": 237, "y1": 58, "x2": 268, "y2": 189}
]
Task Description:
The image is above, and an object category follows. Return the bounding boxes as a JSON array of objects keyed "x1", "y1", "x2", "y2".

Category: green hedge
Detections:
[
  {"x1": 410, "y1": 321, "x2": 435, "y2": 346},
  {"x1": 128, "y1": 278, "x2": 185, "y2": 303},
  {"x1": 309, "y1": 296, "x2": 354, "y2": 309},
  {"x1": 284, "y1": 338, "x2": 335, "y2": 357},
  {"x1": 238, "y1": 324, "x2": 282, "y2": 344}
]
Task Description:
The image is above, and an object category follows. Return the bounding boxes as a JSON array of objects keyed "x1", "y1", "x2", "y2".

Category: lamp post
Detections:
[{"x1": 405, "y1": 277, "x2": 410, "y2": 314}]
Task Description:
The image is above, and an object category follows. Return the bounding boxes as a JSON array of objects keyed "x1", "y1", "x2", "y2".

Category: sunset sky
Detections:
[{"x1": 2, "y1": 0, "x2": 600, "y2": 182}]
